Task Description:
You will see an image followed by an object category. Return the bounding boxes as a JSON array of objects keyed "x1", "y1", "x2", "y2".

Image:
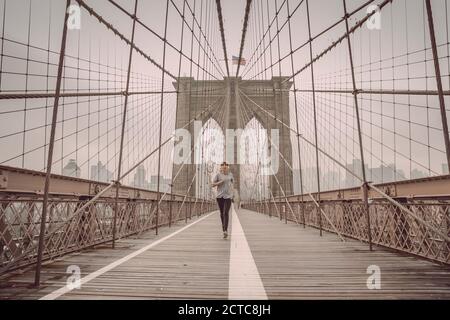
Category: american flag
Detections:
[{"x1": 232, "y1": 55, "x2": 246, "y2": 65}]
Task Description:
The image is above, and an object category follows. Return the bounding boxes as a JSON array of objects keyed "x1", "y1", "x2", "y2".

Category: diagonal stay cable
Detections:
[
  {"x1": 236, "y1": 0, "x2": 253, "y2": 77},
  {"x1": 170, "y1": 100, "x2": 229, "y2": 224},
  {"x1": 237, "y1": 90, "x2": 298, "y2": 224},
  {"x1": 107, "y1": 0, "x2": 224, "y2": 80},
  {"x1": 171, "y1": 0, "x2": 226, "y2": 78},
  {"x1": 282, "y1": 0, "x2": 392, "y2": 84},
  {"x1": 246, "y1": 0, "x2": 377, "y2": 80},
  {"x1": 75, "y1": 0, "x2": 177, "y2": 80},
  {"x1": 0, "y1": 95, "x2": 226, "y2": 275},
  {"x1": 216, "y1": 0, "x2": 230, "y2": 77},
  {"x1": 176, "y1": 0, "x2": 226, "y2": 77},
  {"x1": 238, "y1": 91, "x2": 344, "y2": 235},
  {"x1": 139, "y1": 96, "x2": 227, "y2": 227},
  {"x1": 239, "y1": 89, "x2": 450, "y2": 243}
]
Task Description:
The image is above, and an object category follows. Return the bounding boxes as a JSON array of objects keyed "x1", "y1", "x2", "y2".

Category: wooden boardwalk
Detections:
[{"x1": 0, "y1": 208, "x2": 449, "y2": 300}]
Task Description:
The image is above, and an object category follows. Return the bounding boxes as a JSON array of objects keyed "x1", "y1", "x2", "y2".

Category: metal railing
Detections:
[
  {"x1": 0, "y1": 195, "x2": 214, "y2": 275},
  {"x1": 244, "y1": 194, "x2": 450, "y2": 265},
  {"x1": 0, "y1": 166, "x2": 215, "y2": 276}
]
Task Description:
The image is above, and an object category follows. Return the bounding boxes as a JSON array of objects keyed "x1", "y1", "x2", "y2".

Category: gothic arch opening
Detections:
[
  {"x1": 195, "y1": 118, "x2": 225, "y2": 199},
  {"x1": 240, "y1": 117, "x2": 270, "y2": 201}
]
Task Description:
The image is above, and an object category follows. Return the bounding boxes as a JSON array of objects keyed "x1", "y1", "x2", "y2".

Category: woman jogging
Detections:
[{"x1": 211, "y1": 162, "x2": 234, "y2": 239}]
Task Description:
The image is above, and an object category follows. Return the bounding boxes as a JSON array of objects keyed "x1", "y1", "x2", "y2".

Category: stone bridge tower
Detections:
[{"x1": 172, "y1": 77, "x2": 293, "y2": 200}]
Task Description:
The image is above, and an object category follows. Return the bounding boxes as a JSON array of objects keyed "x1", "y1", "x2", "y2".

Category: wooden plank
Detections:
[
  {"x1": 237, "y1": 209, "x2": 450, "y2": 299},
  {"x1": 1, "y1": 208, "x2": 449, "y2": 300},
  {"x1": 0, "y1": 212, "x2": 229, "y2": 300}
]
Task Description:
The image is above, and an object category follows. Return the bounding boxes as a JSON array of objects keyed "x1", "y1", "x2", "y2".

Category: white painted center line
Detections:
[
  {"x1": 228, "y1": 206, "x2": 267, "y2": 300},
  {"x1": 40, "y1": 211, "x2": 217, "y2": 300}
]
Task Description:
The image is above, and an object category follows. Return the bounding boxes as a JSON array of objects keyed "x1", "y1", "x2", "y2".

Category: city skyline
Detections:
[{"x1": 0, "y1": 0, "x2": 449, "y2": 198}]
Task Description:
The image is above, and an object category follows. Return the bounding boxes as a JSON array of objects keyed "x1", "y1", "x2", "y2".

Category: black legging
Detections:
[{"x1": 216, "y1": 197, "x2": 232, "y2": 232}]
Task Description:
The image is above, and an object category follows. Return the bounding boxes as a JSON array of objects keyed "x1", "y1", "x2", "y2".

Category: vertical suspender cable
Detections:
[
  {"x1": 35, "y1": 0, "x2": 71, "y2": 287},
  {"x1": 342, "y1": 0, "x2": 372, "y2": 250},
  {"x1": 306, "y1": 0, "x2": 323, "y2": 236},
  {"x1": 425, "y1": 0, "x2": 450, "y2": 171},
  {"x1": 156, "y1": 0, "x2": 171, "y2": 235},
  {"x1": 236, "y1": 0, "x2": 253, "y2": 77},
  {"x1": 112, "y1": 0, "x2": 139, "y2": 247}
]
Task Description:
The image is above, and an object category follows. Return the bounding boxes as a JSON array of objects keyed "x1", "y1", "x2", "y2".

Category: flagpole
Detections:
[{"x1": 231, "y1": 56, "x2": 246, "y2": 78}]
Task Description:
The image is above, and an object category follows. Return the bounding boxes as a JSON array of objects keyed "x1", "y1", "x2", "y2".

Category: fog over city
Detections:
[{"x1": 0, "y1": 0, "x2": 449, "y2": 198}]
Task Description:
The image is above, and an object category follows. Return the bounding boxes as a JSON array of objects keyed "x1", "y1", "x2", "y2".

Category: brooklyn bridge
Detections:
[{"x1": 0, "y1": 0, "x2": 449, "y2": 299}]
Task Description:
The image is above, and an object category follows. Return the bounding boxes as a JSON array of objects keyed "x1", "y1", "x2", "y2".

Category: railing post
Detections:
[
  {"x1": 34, "y1": 0, "x2": 71, "y2": 287},
  {"x1": 342, "y1": 0, "x2": 372, "y2": 250},
  {"x1": 192, "y1": 198, "x2": 198, "y2": 218},
  {"x1": 185, "y1": 199, "x2": 188, "y2": 223},
  {"x1": 425, "y1": 0, "x2": 450, "y2": 171},
  {"x1": 169, "y1": 186, "x2": 173, "y2": 228},
  {"x1": 199, "y1": 198, "x2": 204, "y2": 217},
  {"x1": 301, "y1": 198, "x2": 306, "y2": 228},
  {"x1": 279, "y1": 201, "x2": 282, "y2": 221},
  {"x1": 284, "y1": 203, "x2": 288, "y2": 224},
  {"x1": 112, "y1": 0, "x2": 139, "y2": 248}
]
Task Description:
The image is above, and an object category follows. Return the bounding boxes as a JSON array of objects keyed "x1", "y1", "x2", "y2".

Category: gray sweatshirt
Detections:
[{"x1": 213, "y1": 172, "x2": 234, "y2": 199}]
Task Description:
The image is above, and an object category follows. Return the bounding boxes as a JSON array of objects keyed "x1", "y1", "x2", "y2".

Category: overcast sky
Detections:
[{"x1": 0, "y1": 0, "x2": 449, "y2": 194}]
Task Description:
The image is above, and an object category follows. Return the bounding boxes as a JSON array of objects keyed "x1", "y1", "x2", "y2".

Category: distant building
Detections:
[
  {"x1": 342, "y1": 161, "x2": 407, "y2": 186},
  {"x1": 369, "y1": 164, "x2": 398, "y2": 184},
  {"x1": 395, "y1": 169, "x2": 406, "y2": 181},
  {"x1": 411, "y1": 169, "x2": 427, "y2": 180},
  {"x1": 384, "y1": 164, "x2": 396, "y2": 183},
  {"x1": 90, "y1": 161, "x2": 113, "y2": 183},
  {"x1": 321, "y1": 171, "x2": 340, "y2": 191},
  {"x1": 63, "y1": 159, "x2": 81, "y2": 178},
  {"x1": 345, "y1": 160, "x2": 368, "y2": 188},
  {"x1": 133, "y1": 165, "x2": 148, "y2": 189},
  {"x1": 443, "y1": 163, "x2": 449, "y2": 175},
  {"x1": 149, "y1": 175, "x2": 171, "y2": 193}
]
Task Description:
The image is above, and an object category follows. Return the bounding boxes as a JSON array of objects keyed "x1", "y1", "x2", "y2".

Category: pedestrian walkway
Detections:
[{"x1": 1, "y1": 208, "x2": 449, "y2": 300}]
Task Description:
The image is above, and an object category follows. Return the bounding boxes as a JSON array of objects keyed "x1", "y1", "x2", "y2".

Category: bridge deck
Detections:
[{"x1": 1, "y1": 208, "x2": 449, "y2": 300}]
